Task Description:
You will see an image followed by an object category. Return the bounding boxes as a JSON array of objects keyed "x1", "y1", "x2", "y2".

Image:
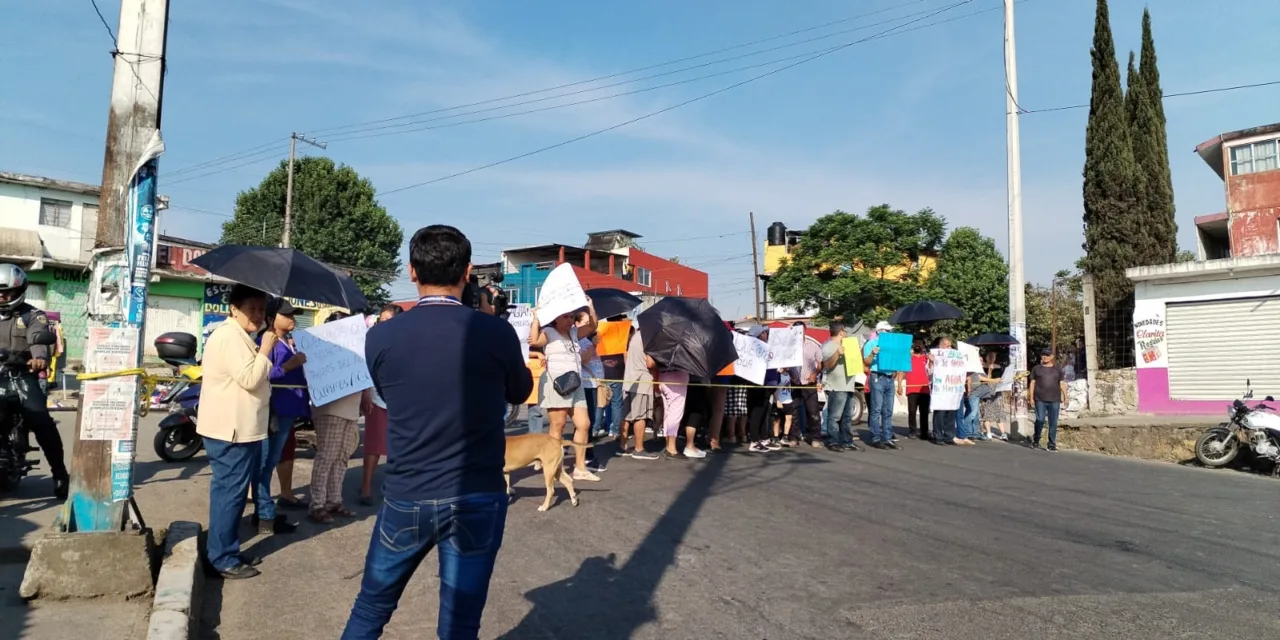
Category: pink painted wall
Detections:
[{"x1": 1136, "y1": 368, "x2": 1265, "y2": 415}]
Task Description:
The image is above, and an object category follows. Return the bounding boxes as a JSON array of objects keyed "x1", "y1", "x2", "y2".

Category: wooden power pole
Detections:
[
  {"x1": 749, "y1": 212, "x2": 761, "y2": 319},
  {"x1": 66, "y1": 0, "x2": 170, "y2": 533},
  {"x1": 281, "y1": 132, "x2": 326, "y2": 248}
]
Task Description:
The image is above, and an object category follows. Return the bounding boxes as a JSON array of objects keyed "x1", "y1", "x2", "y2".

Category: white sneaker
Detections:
[{"x1": 682, "y1": 447, "x2": 707, "y2": 459}]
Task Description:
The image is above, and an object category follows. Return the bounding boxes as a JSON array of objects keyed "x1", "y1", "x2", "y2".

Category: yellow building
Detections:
[{"x1": 761, "y1": 222, "x2": 936, "y2": 279}]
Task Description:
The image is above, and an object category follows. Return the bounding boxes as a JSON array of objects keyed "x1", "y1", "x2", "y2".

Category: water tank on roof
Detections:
[{"x1": 767, "y1": 222, "x2": 787, "y2": 246}]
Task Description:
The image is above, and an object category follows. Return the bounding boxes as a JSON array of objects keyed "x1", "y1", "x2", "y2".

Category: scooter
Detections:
[{"x1": 152, "y1": 332, "x2": 204, "y2": 462}]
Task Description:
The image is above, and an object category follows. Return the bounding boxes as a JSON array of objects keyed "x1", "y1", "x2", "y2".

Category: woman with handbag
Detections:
[{"x1": 530, "y1": 301, "x2": 601, "y2": 482}]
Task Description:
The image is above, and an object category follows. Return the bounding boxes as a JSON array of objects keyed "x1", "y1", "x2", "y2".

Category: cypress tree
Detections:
[
  {"x1": 1137, "y1": 8, "x2": 1177, "y2": 263},
  {"x1": 1081, "y1": 0, "x2": 1140, "y2": 366}
]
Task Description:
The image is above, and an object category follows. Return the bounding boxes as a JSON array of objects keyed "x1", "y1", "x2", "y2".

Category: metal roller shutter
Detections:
[
  {"x1": 24, "y1": 283, "x2": 47, "y2": 310},
  {"x1": 293, "y1": 312, "x2": 314, "y2": 330},
  {"x1": 1166, "y1": 296, "x2": 1280, "y2": 400},
  {"x1": 143, "y1": 295, "x2": 202, "y2": 358}
]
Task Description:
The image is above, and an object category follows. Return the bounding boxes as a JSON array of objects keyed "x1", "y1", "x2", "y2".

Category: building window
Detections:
[
  {"x1": 39, "y1": 198, "x2": 73, "y2": 228},
  {"x1": 636, "y1": 267, "x2": 652, "y2": 287},
  {"x1": 1230, "y1": 139, "x2": 1279, "y2": 176},
  {"x1": 504, "y1": 288, "x2": 520, "y2": 304},
  {"x1": 676, "y1": 284, "x2": 683, "y2": 296}
]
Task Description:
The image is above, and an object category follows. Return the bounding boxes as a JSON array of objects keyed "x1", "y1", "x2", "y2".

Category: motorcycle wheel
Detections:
[
  {"x1": 1195, "y1": 426, "x2": 1239, "y2": 468},
  {"x1": 849, "y1": 393, "x2": 867, "y2": 424},
  {"x1": 154, "y1": 427, "x2": 203, "y2": 462}
]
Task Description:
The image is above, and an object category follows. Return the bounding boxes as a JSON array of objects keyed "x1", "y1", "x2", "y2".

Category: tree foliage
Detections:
[
  {"x1": 926, "y1": 227, "x2": 1009, "y2": 340},
  {"x1": 220, "y1": 157, "x2": 404, "y2": 306},
  {"x1": 1136, "y1": 7, "x2": 1177, "y2": 263},
  {"x1": 1025, "y1": 270, "x2": 1084, "y2": 360},
  {"x1": 766, "y1": 205, "x2": 945, "y2": 323}
]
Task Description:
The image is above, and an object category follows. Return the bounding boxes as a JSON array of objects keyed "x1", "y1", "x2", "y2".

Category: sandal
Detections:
[
  {"x1": 327, "y1": 505, "x2": 357, "y2": 518},
  {"x1": 308, "y1": 510, "x2": 334, "y2": 525}
]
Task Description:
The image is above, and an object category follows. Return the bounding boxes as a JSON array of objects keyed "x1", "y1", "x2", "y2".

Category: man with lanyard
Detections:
[
  {"x1": 862, "y1": 321, "x2": 903, "y2": 450},
  {"x1": 0, "y1": 264, "x2": 68, "y2": 499},
  {"x1": 344, "y1": 225, "x2": 532, "y2": 638}
]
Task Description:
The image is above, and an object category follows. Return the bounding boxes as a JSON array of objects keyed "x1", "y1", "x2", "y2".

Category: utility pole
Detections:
[
  {"x1": 1050, "y1": 279, "x2": 1058, "y2": 357},
  {"x1": 1004, "y1": 0, "x2": 1029, "y2": 436},
  {"x1": 282, "y1": 132, "x2": 327, "y2": 248},
  {"x1": 749, "y1": 212, "x2": 761, "y2": 319}
]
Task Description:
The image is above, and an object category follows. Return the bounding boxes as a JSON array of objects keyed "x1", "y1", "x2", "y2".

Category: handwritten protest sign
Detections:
[
  {"x1": 929, "y1": 348, "x2": 967, "y2": 411},
  {"x1": 875, "y1": 332, "x2": 913, "y2": 372},
  {"x1": 995, "y1": 366, "x2": 1015, "y2": 392},
  {"x1": 767, "y1": 324, "x2": 804, "y2": 369},
  {"x1": 959, "y1": 342, "x2": 983, "y2": 373},
  {"x1": 293, "y1": 314, "x2": 374, "y2": 407},
  {"x1": 507, "y1": 303, "x2": 533, "y2": 361},
  {"x1": 843, "y1": 337, "x2": 864, "y2": 377},
  {"x1": 732, "y1": 332, "x2": 770, "y2": 385},
  {"x1": 536, "y1": 263, "x2": 589, "y2": 325}
]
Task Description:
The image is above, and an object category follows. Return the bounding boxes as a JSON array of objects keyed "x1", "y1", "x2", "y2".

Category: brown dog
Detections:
[{"x1": 503, "y1": 434, "x2": 590, "y2": 512}]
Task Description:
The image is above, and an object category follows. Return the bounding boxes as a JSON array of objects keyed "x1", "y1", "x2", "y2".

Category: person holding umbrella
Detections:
[{"x1": 530, "y1": 301, "x2": 602, "y2": 482}]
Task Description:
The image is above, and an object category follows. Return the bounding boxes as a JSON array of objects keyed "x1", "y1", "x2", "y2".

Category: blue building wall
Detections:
[{"x1": 503, "y1": 263, "x2": 553, "y2": 305}]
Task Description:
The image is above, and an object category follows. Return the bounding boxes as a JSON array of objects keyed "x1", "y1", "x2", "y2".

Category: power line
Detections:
[
  {"x1": 377, "y1": 0, "x2": 979, "y2": 197},
  {"x1": 166, "y1": 138, "x2": 289, "y2": 176},
  {"x1": 308, "y1": 0, "x2": 936, "y2": 137},
  {"x1": 1018, "y1": 79, "x2": 1280, "y2": 114},
  {"x1": 88, "y1": 0, "x2": 116, "y2": 44},
  {"x1": 323, "y1": 3, "x2": 957, "y2": 143}
]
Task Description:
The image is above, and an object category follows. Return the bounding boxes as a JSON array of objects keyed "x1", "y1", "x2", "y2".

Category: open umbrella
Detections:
[
  {"x1": 191, "y1": 245, "x2": 369, "y2": 310},
  {"x1": 964, "y1": 332, "x2": 1019, "y2": 346},
  {"x1": 585, "y1": 288, "x2": 642, "y2": 319},
  {"x1": 637, "y1": 297, "x2": 736, "y2": 379},
  {"x1": 888, "y1": 300, "x2": 963, "y2": 325}
]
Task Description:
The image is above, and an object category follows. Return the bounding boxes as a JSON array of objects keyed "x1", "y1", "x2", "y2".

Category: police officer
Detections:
[{"x1": 0, "y1": 264, "x2": 68, "y2": 499}]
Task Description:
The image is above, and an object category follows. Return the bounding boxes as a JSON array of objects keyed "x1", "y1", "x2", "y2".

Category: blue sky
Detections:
[{"x1": 3, "y1": 0, "x2": 1278, "y2": 317}]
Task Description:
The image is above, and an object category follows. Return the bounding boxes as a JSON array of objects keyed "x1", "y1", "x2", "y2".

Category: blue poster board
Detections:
[{"x1": 876, "y1": 332, "x2": 913, "y2": 373}]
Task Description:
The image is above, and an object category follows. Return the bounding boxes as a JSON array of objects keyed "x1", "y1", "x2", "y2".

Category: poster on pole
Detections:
[
  {"x1": 536, "y1": 264, "x2": 589, "y2": 325},
  {"x1": 293, "y1": 314, "x2": 374, "y2": 407},
  {"x1": 84, "y1": 327, "x2": 139, "y2": 374},
  {"x1": 507, "y1": 303, "x2": 533, "y2": 361},
  {"x1": 928, "y1": 348, "x2": 967, "y2": 411},
  {"x1": 766, "y1": 325, "x2": 804, "y2": 369},
  {"x1": 79, "y1": 378, "x2": 138, "y2": 440},
  {"x1": 732, "y1": 332, "x2": 770, "y2": 385}
]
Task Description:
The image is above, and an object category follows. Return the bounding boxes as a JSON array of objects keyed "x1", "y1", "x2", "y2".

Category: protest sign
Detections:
[
  {"x1": 842, "y1": 337, "x2": 864, "y2": 377},
  {"x1": 732, "y1": 332, "x2": 770, "y2": 385},
  {"x1": 293, "y1": 314, "x2": 374, "y2": 407},
  {"x1": 536, "y1": 263, "x2": 589, "y2": 325},
  {"x1": 507, "y1": 303, "x2": 533, "y2": 361},
  {"x1": 959, "y1": 342, "x2": 983, "y2": 373},
  {"x1": 929, "y1": 348, "x2": 967, "y2": 411},
  {"x1": 875, "y1": 332, "x2": 913, "y2": 372},
  {"x1": 995, "y1": 366, "x2": 1015, "y2": 392},
  {"x1": 766, "y1": 324, "x2": 804, "y2": 369}
]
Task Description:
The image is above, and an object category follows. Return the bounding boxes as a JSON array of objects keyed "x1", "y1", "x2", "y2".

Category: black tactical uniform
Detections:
[{"x1": 0, "y1": 302, "x2": 68, "y2": 491}]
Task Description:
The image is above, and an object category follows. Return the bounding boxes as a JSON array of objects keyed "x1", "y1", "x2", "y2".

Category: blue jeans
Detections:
[
  {"x1": 204, "y1": 436, "x2": 260, "y2": 572},
  {"x1": 868, "y1": 373, "x2": 896, "y2": 443},
  {"x1": 607, "y1": 381, "x2": 624, "y2": 436},
  {"x1": 526, "y1": 404, "x2": 545, "y2": 434},
  {"x1": 959, "y1": 394, "x2": 981, "y2": 440},
  {"x1": 252, "y1": 416, "x2": 295, "y2": 521},
  {"x1": 932, "y1": 410, "x2": 958, "y2": 443},
  {"x1": 1034, "y1": 401, "x2": 1060, "y2": 448},
  {"x1": 342, "y1": 493, "x2": 509, "y2": 640},
  {"x1": 825, "y1": 391, "x2": 855, "y2": 445}
]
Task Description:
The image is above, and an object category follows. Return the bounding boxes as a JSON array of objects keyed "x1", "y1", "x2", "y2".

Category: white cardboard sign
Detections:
[
  {"x1": 536, "y1": 263, "x2": 589, "y2": 326},
  {"x1": 507, "y1": 303, "x2": 533, "y2": 361},
  {"x1": 732, "y1": 332, "x2": 770, "y2": 385},
  {"x1": 766, "y1": 325, "x2": 804, "y2": 369},
  {"x1": 293, "y1": 314, "x2": 374, "y2": 407}
]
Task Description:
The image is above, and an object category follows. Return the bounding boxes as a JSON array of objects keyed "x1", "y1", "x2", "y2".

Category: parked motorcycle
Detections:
[
  {"x1": 1195, "y1": 381, "x2": 1280, "y2": 474},
  {"x1": 152, "y1": 332, "x2": 204, "y2": 462},
  {"x1": 0, "y1": 329, "x2": 59, "y2": 491}
]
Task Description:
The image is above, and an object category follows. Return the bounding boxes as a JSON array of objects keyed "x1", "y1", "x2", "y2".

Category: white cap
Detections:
[{"x1": 874, "y1": 321, "x2": 894, "y2": 332}]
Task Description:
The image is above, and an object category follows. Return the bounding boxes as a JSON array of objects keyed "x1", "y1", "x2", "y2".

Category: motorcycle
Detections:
[
  {"x1": 1195, "y1": 380, "x2": 1280, "y2": 474},
  {"x1": 152, "y1": 332, "x2": 204, "y2": 462},
  {"x1": 0, "y1": 329, "x2": 59, "y2": 491}
]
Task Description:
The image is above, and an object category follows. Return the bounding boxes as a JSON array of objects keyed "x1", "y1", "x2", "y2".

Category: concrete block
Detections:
[
  {"x1": 147, "y1": 521, "x2": 203, "y2": 640},
  {"x1": 19, "y1": 529, "x2": 156, "y2": 600}
]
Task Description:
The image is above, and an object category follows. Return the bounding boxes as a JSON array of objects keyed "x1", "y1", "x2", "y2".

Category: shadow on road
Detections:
[
  {"x1": 498, "y1": 444, "x2": 829, "y2": 639},
  {"x1": 0, "y1": 498, "x2": 47, "y2": 640}
]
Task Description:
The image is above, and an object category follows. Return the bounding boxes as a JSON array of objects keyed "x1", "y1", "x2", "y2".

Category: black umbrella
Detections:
[
  {"x1": 964, "y1": 332, "x2": 1019, "y2": 346},
  {"x1": 585, "y1": 287, "x2": 642, "y2": 319},
  {"x1": 637, "y1": 297, "x2": 737, "y2": 380},
  {"x1": 888, "y1": 300, "x2": 964, "y2": 325},
  {"x1": 191, "y1": 245, "x2": 369, "y2": 310}
]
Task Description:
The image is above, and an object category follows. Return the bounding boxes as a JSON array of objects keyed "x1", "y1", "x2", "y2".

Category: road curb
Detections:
[{"x1": 146, "y1": 521, "x2": 203, "y2": 640}]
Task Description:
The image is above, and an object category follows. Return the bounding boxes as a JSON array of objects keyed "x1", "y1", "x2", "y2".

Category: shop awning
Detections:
[{"x1": 0, "y1": 227, "x2": 45, "y2": 269}]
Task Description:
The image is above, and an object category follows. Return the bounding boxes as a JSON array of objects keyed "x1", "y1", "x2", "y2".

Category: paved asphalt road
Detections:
[{"x1": 4, "y1": 414, "x2": 1280, "y2": 639}]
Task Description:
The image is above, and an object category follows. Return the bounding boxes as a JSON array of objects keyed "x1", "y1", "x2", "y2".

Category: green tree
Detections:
[
  {"x1": 1081, "y1": 0, "x2": 1141, "y2": 367},
  {"x1": 1137, "y1": 7, "x2": 1177, "y2": 263},
  {"x1": 1025, "y1": 270, "x2": 1084, "y2": 359},
  {"x1": 1176, "y1": 248, "x2": 1196, "y2": 263},
  {"x1": 926, "y1": 227, "x2": 1009, "y2": 340},
  {"x1": 766, "y1": 205, "x2": 944, "y2": 323},
  {"x1": 220, "y1": 157, "x2": 404, "y2": 306}
]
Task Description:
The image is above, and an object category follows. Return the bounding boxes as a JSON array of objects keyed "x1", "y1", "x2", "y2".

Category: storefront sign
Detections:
[
  {"x1": 203, "y1": 282, "x2": 322, "y2": 332},
  {"x1": 1132, "y1": 302, "x2": 1167, "y2": 368}
]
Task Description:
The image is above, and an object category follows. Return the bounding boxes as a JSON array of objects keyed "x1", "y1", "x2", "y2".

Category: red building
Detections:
[
  {"x1": 1194, "y1": 122, "x2": 1280, "y2": 258},
  {"x1": 499, "y1": 230, "x2": 708, "y2": 309}
]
